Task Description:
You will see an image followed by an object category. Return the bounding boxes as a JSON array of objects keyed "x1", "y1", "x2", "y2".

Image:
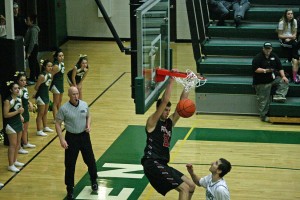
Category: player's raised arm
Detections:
[
  {"x1": 170, "y1": 88, "x2": 190, "y2": 125},
  {"x1": 146, "y1": 78, "x2": 175, "y2": 132}
]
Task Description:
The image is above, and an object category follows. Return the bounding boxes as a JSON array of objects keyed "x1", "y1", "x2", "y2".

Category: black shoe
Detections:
[
  {"x1": 66, "y1": 186, "x2": 74, "y2": 200},
  {"x1": 234, "y1": 16, "x2": 242, "y2": 27},
  {"x1": 67, "y1": 193, "x2": 74, "y2": 200},
  {"x1": 91, "y1": 182, "x2": 98, "y2": 192}
]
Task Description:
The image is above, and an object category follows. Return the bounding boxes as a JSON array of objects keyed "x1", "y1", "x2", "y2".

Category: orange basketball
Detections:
[{"x1": 176, "y1": 99, "x2": 196, "y2": 118}]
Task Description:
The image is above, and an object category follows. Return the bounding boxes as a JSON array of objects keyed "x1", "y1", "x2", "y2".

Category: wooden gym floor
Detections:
[{"x1": 0, "y1": 41, "x2": 299, "y2": 199}]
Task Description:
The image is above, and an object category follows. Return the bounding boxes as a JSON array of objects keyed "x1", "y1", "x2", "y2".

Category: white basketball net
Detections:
[{"x1": 173, "y1": 69, "x2": 207, "y2": 92}]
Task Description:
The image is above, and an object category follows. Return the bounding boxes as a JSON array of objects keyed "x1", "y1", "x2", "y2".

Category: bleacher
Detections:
[{"x1": 193, "y1": 0, "x2": 300, "y2": 123}]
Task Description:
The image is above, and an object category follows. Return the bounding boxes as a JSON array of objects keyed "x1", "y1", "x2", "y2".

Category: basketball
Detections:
[{"x1": 176, "y1": 99, "x2": 196, "y2": 118}]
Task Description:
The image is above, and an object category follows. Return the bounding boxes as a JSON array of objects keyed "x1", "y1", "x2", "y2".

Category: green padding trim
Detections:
[{"x1": 188, "y1": 128, "x2": 300, "y2": 144}]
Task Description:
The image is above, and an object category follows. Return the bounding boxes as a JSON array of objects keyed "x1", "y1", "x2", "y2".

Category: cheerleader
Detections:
[
  {"x1": 50, "y1": 49, "x2": 65, "y2": 122},
  {"x1": 33, "y1": 59, "x2": 53, "y2": 136},
  {"x1": 67, "y1": 54, "x2": 89, "y2": 99},
  {"x1": 3, "y1": 81, "x2": 24, "y2": 172},
  {"x1": 15, "y1": 72, "x2": 36, "y2": 153}
]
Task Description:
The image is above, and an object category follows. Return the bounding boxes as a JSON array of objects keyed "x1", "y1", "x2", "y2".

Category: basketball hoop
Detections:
[{"x1": 155, "y1": 68, "x2": 207, "y2": 92}]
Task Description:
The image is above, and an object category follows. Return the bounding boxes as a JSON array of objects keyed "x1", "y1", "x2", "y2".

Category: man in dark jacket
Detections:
[
  {"x1": 24, "y1": 14, "x2": 40, "y2": 84},
  {"x1": 252, "y1": 42, "x2": 289, "y2": 122}
]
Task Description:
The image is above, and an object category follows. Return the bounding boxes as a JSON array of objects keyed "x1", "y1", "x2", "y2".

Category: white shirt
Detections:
[
  {"x1": 199, "y1": 174, "x2": 230, "y2": 200},
  {"x1": 278, "y1": 19, "x2": 297, "y2": 37}
]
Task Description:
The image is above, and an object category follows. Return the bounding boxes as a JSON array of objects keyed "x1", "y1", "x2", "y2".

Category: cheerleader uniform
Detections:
[{"x1": 50, "y1": 61, "x2": 65, "y2": 94}]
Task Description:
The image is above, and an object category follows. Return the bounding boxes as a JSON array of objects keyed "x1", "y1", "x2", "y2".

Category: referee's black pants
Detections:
[{"x1": 65, "y1": 131, "x2": 98, "y2": 187}]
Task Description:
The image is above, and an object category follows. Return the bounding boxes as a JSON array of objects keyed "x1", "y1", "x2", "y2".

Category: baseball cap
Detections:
[
  {"x1": 263, "y1": 42, "x2": 272, "y2": 49},
  {"x1": 13, "y1": 2, "x2": 18, "y2": 8}
]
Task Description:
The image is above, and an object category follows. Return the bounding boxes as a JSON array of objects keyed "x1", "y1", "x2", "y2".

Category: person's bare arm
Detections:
[
  {"x1": 71, "y1": 67, "x2": 77, "y2": 87},
  {"x1": 169, "y1": 89, "x2": 190, "y2": 126},
  {"x1": 146, "y1": 78, "x2": 175, "y2": 133},
  {"x1": 186, "y1": 164, "x2": 201, "y2": 186},
  {"x1": 55, "y1": 119, "x2": 68, "y2": 149},
  {"x1": 86, "y1": 110, "x2": 91, "y2": 133}
]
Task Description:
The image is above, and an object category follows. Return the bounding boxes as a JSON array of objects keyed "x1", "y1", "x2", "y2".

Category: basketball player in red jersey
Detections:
[{"x1": 141, "y1": 74, "x2": 195, "y2": 200}]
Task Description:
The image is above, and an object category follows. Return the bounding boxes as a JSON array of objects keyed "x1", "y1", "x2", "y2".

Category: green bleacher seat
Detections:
[
  {"x1": 210, "y1": 6, "x2": 299, "y2": 22},
  {"x1": 197, "y1": 57, "x2": 292, "y2": 76},
  {"x1": 202, "y1": 38, "x2": 286, "y2": 57},
  {"x1": 208, "y1": 23, "x2": 278, "y2": 39},
  {"x1": 242, "y1": 7, "x2": 299, "y2": 22},
  {"x1": 250, "y1": 0, "x2": 299, "y2": 5},
  {"x1": 196, "y1": 75, "x2": 300, "y2": 97},
  {"x1": 269, "y1": 98, "x2": 300, "y2": 117}
]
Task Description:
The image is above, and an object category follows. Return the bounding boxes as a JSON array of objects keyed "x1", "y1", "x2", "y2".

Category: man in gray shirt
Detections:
[
  {"x1": 55, "y1": 87, "x2": 98, "y2": 200},
  {"x1": 24, "y1": 14, "x2": 40, "y2": 84}
]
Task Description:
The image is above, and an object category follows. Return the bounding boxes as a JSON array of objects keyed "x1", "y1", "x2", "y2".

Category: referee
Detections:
[{"x1": 55, "y1": 86, "x2": 98, "y2": 200}]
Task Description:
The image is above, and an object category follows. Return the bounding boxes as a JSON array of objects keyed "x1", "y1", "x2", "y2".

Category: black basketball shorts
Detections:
[{"x1": 142, "y1": 159, "x2": 184, "y2": 196}]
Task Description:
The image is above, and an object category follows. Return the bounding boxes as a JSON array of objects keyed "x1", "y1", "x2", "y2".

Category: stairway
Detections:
[{"x1": 196, "y1": 0, "x2": 300, "y2": 123}]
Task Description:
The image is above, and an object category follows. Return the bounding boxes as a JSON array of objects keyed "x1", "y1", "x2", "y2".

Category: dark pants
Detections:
[
  {"x1": 26, "y1": 45, "x2": 40, "y2": 81},
  {"x1": 280, "y1": 39, "x2": 300, "y2": 61},
  {"x1": 65, "y1": 131, "x2": 98, "y2": 187},
  {"x1": 209, "y1": 0, "x2": 250, "y2": 20},
  {"x1": 254, "y1": 77, "x2": 289, "y2": 119}
]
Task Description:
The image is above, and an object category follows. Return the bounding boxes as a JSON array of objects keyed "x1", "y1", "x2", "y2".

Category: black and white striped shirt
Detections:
[{"x1": 56, "y1": 100, "x2": 89, "y2": 134}]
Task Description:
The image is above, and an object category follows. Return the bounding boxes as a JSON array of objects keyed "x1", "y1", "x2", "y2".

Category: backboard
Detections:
[{"x1": 135, "y1": 0, "x2": 170, "y2": 114}]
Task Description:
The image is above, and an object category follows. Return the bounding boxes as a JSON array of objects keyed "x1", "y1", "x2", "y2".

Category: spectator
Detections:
[
  {"x1": 13, "y1": 2, "x2": 27, "y2": 37},
  {"x1": 252, "y1": 42, "x2": 289, "y2": 122},
  {"x1": 0, "y1": 15, "x2": 6, "y2": 37},
  {"x1": 278, "y1": 9, "x2": 300, "y2": 83},
  {"x1": 186, "y1": 158, "x2": 232, "y2": 200},
  {"x1": 24, "y1": 14, "x2": 40, "y2": 85},
  {"x1": 208, "y1": 0, "x2": 250, "y2": 27}
]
